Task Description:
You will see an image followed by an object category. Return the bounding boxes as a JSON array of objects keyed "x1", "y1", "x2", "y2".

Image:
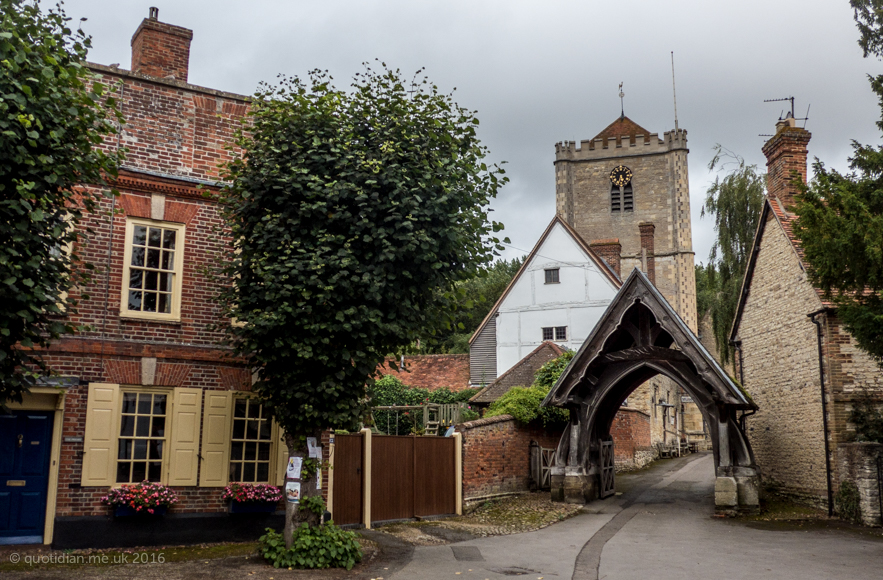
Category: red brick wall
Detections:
[
  {"x1": 762, "y1": 123, "x2": 811, "y2": 212},
  {"x1": 456, "y1": 415, "x2": 562, "y2": 499},
  {"x1": 610, "y1": 408, "x2": 651, "y2": 463},
  {"x1": 379, "y1": 354, "x2": 471, "y2": 391},
  {"x1": 589, "y1": 239, "x2": 621, "y2": 278}
]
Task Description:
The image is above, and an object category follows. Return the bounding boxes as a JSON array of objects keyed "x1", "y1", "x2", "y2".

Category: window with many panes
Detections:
[
  {"x1": 544, "y1": 268, "x2": 560, "y2": 284},
  {"x1": 122, "y1": 218, "x2": 184, "y2": 321},
  {"x1": 117, "y1": 391, "x2": 167, "y2": 483},
  {"x1": 542, "y1": 326, "x2": 567, "y2": 341},
  {"x1": 229, "y1": 398, "x2": 273, "y2": 483}
]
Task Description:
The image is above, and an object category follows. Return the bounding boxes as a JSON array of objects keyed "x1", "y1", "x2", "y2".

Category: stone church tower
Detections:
[
  {"x1": 554, "y1": 115, "x2": 704, "y2": 447},
  {"x1": 554, "y1": 116, "x2": 697, "y2": 332}
]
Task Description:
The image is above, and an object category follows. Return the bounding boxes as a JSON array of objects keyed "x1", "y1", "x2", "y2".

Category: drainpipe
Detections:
[{"x1": 808, "y1": 309, "x2": 834, "y2": 517}]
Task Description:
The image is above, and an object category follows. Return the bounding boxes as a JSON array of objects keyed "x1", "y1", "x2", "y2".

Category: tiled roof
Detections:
[
  {"x1": 592, "y1": 115, "x2": 652, "y2": 142},
  {"x1": 377, "y1": 354, "x2": 471, "y2": 391},
  {"x1": 470, "y1": 342, "x2": 565, "y2": 404}
]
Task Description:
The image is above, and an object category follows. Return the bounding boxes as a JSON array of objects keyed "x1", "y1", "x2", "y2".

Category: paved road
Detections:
[{"x1": 391, "y1": 453, "x2": 883, "y2": 580}]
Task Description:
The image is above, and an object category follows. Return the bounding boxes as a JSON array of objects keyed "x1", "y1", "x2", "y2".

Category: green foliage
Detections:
[
  {"x1": 217, "y1": 64, "x2": 507, "y2": 439},
  {"x1": 368, "y1": 374, "x2": 479, "y2": 434},
  {"x1": 694, "y1": 263, "x2": 717, "y2": 322},
  {"x1": 701, "y1": 146, "x2": 765, "y2": 364},
  {"x1": 258, "y1": 525, "x2": 362, "y2": 570},
  {"x1": 299, "y1": 494, "x2": 327, "y2": 517},
  {"x1": 793, "y1": 4, "x2": 883, "y2": 365},
  {"x1": 0, "y1": 0, "x2": 121, "y2": 403},
  {"x1": 849, "y1": 391, "x2": 883, "y2": 443},
  {"x1": 834, "y1": 480, "x2": 862, "y2": 524},
  {"x1": 422, "y1": 256, "x2": 524, "y2": 353},
  {"x1": 486, "y1": 351, "x2": 572, "y2": 427}
]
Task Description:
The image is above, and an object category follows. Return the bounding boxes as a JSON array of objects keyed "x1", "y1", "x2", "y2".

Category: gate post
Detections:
[
  {"x1": 453, "y1": 432, "x2": 463, "y2": 515},
  {"x1": 360, "y1": 427, "x2": 372, "y2": 529}
]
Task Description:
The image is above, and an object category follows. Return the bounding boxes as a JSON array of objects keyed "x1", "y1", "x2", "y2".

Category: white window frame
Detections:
[{"x1": 120, "y1": 217, "x2": 185, "y2": 322}]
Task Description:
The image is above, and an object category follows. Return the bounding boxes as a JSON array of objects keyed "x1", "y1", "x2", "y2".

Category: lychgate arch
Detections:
[{"x1": 541, "y1": 269, "x2": 760, "y2": 513}]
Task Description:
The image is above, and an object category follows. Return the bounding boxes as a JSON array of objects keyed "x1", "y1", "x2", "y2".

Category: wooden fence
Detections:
[{"x1": 329, "y1": 429, "x2": 462, "y2": 527}]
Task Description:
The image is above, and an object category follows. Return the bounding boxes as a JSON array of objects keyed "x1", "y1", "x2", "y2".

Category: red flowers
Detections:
[
  {"x1": 101, "y1": 482, "x2": 179, "y2": 512},
  {"x1": 222, "y1": 482, "x2": 283, "y2": 503}
]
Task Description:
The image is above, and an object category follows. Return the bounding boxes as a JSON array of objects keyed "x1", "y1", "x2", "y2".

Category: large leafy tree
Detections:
[
  {"x1": 793, "y1": 0, "x2": 883, "y2": 364},
  {"x1": 219, "y1": 65, "x2": 506, "y2": 541},
  {"x1": 700, "y1": 146, "x2": 765, "y2": 364},
  {"x1": 0, "y1": 0, "x2": 120, "y2": 404}
]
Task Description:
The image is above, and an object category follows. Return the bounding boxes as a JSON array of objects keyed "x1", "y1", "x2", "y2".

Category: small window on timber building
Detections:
[
  {"x1": 544, "y1": 268, "x2": 560, "y2": 284},
  {"x1": 542, "y1": 327, "x2": 554, "y2": 341},
  {"x1": 555, "y1": 326, "x2": 567, "y2": 341},
  {"x1": 542, "y1": 327, "x2": 567, "y2": 341}
]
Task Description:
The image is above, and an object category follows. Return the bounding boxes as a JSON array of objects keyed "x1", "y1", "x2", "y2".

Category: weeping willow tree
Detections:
[{"x1": 701, "y1": 146, "x2": 765, "y2": 364}]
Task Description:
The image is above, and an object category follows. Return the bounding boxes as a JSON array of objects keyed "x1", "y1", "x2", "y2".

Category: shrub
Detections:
[
  {"x1": 258, "y1": 497, "x2": 361, "y2": 570},
  {"x1": 835, "y1": 480, "x2": 862, "y2": 524},
  {"x1": 100, "y1": 482, "x2": 178, "y2": 513},
  {"x1": 222, "y1": 483, "x2": 283, "y2": 503},
  {"x1": 485, "y1": 351, "x2": 573, "y2": 427},
  {"x1": 849, "y1": 391, "x2": 883, "y2": 443}
]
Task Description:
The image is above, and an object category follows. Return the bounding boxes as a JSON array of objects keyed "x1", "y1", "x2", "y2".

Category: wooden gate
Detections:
[
  {"x1": 331, "y1": 434, "x2": 363, "y2": 526},
  {"x1": 599, "y1": 440, "x2": 615, "y2": 498},
  {"x1": 331, "y1": 432, "x2": 458, "y2": 526},
  {"x1": 530, "y1": 443, "x2": 556, "y2": 490}
]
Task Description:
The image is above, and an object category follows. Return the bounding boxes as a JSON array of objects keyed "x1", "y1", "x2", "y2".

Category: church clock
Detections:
[{"x1": 609, "y1": 165, "x2": 632, "y2": 187}]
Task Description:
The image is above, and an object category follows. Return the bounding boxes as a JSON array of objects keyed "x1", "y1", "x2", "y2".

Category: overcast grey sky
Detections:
[{"x1": 70, "y1": 0, "x2": 880, "y2": 265}]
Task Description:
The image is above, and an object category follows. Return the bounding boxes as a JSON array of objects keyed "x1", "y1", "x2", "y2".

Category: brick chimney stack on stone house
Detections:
[
  {"x1": 638, "y1": 222, "x2": 656, "y2": 284},
  {"x1": 590, "y1": 238, "x2": 622, "y2": 278},
  {"x1": 761, "y1": 114, "x2": 811, "y2": 213},
  {"x1": 130, "y1": 7, "x2": 193, "y2": 81}
]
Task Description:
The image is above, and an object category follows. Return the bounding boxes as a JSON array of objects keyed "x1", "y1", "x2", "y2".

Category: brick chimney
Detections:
[
  {"x1": 638, "y1": 223, "x2": 655, "y2": 284},
  {"x1": 131, "y1": 7, "x2": 193, "y2": 82},
  {"x1": 590, "y1": 239, "x2": 622, "y2": 279},
  {"x1": 761, "y1": 114, "x2": 811, "y2": 213}
]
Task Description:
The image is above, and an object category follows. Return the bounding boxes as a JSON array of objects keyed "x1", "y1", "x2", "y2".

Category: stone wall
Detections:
[
  {"x1": 738, "y1": 213, "x2": 829, "y2": 503},
  {"x1": 456, "y1": 415, "x2": 562, "y2": 500},
  {"x1": 837, "y1": 442, "x2": 882, "y2": 527}
]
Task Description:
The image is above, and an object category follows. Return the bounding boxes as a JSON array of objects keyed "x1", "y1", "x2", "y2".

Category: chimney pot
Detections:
[{"x1": 149, "y1": 7, "x2": 159, "y2": 20}]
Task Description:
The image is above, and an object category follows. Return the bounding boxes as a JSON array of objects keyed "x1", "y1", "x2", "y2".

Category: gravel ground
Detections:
[{"x1": 376, "y1": 492, "x2": 584, "y2": 544}]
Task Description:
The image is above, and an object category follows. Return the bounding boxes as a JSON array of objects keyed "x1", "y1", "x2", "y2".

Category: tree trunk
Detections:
[{"x1": 283, "y1": 432, "x2": 322, "y2": 549}]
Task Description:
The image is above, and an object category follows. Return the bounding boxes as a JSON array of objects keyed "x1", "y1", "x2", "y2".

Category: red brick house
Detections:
[{"x1": 2, "y1": 11, "x2": 299, "y2": 548}]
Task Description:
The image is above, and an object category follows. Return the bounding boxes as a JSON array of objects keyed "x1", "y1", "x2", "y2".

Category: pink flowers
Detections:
[
  {"x1": 222, "y1": 482, "x2": 283, "y2": 503},
  {"x1": 101, "y1": 482, "x2": 179, "y2": 511}
]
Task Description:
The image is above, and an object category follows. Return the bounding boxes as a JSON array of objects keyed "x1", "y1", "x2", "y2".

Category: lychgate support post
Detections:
[{"x1": 542, "y1": 270, "x2": 762, "y2": 514}]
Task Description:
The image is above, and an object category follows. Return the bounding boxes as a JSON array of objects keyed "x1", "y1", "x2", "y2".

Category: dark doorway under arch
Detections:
[{"x1": 542, "y1": 269, "x2": 760, "y2": 513}]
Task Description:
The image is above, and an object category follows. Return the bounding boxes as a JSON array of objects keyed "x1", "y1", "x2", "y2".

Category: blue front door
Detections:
[{"x1": 0, "y1": 411, "x2": 53, "y2": 545}]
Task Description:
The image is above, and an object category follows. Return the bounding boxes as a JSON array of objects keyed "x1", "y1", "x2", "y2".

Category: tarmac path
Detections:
[{"x1": 390, "y1": 452, "x2": 883, "y2": 580}]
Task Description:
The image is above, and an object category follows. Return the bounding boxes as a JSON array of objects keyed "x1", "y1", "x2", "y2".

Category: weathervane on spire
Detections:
[{"x1": 619, "y1": 82, "x2": 625, "y2": 120}]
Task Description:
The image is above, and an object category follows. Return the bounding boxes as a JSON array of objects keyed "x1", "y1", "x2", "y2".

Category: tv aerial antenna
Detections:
[{"x1": 759, "y1": 96, "x2": 810, "y2": 137}]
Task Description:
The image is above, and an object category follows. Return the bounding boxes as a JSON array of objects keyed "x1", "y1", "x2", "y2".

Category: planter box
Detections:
[
  {"x1": 114, "y1": 505, "x2": 167, "y2": 517},
  {"x1": 229, "y1": 501, "x2": 278, "y2": 514}
]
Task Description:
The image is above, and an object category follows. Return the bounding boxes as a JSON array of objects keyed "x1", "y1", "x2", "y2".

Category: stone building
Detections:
[
  {"x1": 731, "y1": 115, "x2": 883, "y2": 520},
  {"x1": 553, "y1": 115, "x2": 705, "y2": 451},
  {"x1": 1, "y1": 11, "x2": 301, "y2": 547}
]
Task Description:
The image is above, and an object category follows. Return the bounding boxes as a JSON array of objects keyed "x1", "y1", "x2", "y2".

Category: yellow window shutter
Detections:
[
  {"x1": 274, "y1": 421, "x2": 290, "y2": 486},
  {"x1": 81, "y1": 383, "x2": 121, "y2": 487},
  {"x1": 199, "y1": 391, "x2": 233, "y2": 487},
  {"x1": 167, "y1": 387, "x2": 203, "y2": 486}
]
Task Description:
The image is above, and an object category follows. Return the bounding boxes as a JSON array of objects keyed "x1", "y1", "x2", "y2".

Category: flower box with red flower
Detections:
[
  {"x1": 101, "y1": 481, "x2": 178, "y2": 517},
  {"x1": 222, "y1": 483, "x2": 282, "y2": 514}
]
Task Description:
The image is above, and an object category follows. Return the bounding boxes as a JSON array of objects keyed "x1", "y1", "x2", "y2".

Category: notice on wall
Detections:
[
  {"x1": 307, "y1": 437, "x2": 321, "y2": 459},
  {"x1": 316, "y1": 468, "x2": 322, "y2": 490},
  {"x1": 286, "y1": 457, "x2": 302, "y2": 480},
  {"x1": 285, "y1": 481, "x2": 301, "y2": 504}
]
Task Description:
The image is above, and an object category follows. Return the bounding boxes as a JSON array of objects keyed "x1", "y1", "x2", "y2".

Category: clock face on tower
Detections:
[{"x1": 609, "y1": 165, "x2": 632, "y2": 187}]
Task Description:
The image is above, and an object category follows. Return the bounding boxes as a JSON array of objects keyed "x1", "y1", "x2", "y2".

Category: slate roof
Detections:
[{"x1": 470, "y1": 341, "x2": 565, "y2": 404}]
